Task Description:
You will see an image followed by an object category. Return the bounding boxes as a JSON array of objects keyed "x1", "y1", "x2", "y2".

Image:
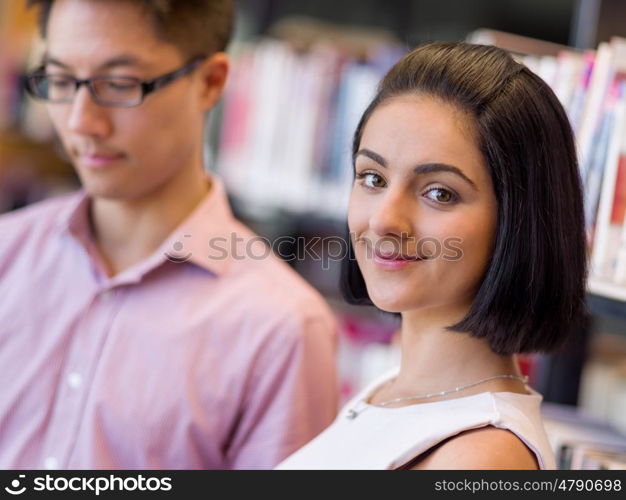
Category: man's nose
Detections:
[{"x1": 66, "y1": 85, "x2": 113, "y2": 138}]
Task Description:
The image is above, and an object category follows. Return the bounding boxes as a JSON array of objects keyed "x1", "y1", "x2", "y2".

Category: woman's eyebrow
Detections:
[
  {"x1": 355, "y1": 148, "x2": 387, "y2": 167},
  {"x1": 355, "y1": 148, "x2": 478, "y2": 191}
]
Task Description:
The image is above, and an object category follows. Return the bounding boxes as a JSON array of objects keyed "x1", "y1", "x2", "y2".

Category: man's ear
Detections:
[{"x1": 197, "y1": 52, "x2": 229, "y2": 111}]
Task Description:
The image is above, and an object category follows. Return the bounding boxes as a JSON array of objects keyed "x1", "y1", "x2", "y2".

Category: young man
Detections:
[{"x1": 0, "y1": 0, "x2": 338, "y2": 469}]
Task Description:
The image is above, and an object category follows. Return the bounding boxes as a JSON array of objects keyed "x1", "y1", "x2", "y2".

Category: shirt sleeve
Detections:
[{"x1": 225, "y1": 308, "x2": 338, "y2": 469}]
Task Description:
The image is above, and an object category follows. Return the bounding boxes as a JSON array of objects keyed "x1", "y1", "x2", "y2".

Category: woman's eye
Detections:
[
  {"x1": 424, "y1": 187, "x2": 457, "y2": 204},
  {"x1": 356, "y1": 172, "x2": 386, "y2": 189}
]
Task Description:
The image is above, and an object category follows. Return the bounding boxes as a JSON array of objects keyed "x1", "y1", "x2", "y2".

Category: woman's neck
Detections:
[{"x1": 371, "y1": 304, "x2": 525, "y2": 405}]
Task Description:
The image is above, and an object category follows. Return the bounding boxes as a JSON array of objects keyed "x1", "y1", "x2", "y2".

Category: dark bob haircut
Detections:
[
  {"x1": 341, "y1": 41, "x2": 589, "y2": 355},
  {"x1": 27, "y1": 0, "x2": 234, "y2": 57}
]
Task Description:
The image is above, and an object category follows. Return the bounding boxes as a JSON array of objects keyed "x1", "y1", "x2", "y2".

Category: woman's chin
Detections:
[{"x1": 367, "y1": 292, "x2": 410, "y2": 314}]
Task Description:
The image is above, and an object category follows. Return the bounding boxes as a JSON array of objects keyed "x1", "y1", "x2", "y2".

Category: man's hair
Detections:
[
  {"x1": 27, "y1": 0, "x2": 234, "y2": 57},
  {"x1": 341, "y1": 41, "x2": 589, "y2": 355}
]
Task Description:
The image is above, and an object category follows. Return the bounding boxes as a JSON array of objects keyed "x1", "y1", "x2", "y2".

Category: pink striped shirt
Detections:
[{"x1": 0, "y1": 174, "x2": 338, "y2": 469}]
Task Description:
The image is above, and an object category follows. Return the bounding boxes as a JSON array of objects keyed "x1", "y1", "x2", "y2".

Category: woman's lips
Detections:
[{"x1": 373, "y1": 251, "x2": 423, "y2": 270}]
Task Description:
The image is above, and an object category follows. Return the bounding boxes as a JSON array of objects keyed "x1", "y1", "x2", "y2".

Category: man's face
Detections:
[{"x1": 44, "y1": 0, "x2": 213, "y2": 200}]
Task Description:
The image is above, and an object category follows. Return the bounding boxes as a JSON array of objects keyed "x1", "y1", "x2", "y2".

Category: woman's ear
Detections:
[{"x1": 197, "y1": 52, "x2": 229, "y2": 111}]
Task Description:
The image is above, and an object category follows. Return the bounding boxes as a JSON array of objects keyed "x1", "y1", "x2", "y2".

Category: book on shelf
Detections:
[
  {"x1": 577, "y1": 330, "x2": 626, "y2": 438},
  {"x1": 333, "y1": 306, "x2": 399, "y2": 403},
  {"x1": 576, "y1": 42, "x2": 614, "y2": 182},
  {"x1": 571, "y1": 444, "x2": 626, "y2": 470},
  {"x1": 541, "y1": 401, "x2": 626, "y2": 469},
  {"x1": 579, "y1": 357, "x2": 626, "y2": 435},
  {"x1": 587, "y1": 37, "x2": 626, "y2": 283}
]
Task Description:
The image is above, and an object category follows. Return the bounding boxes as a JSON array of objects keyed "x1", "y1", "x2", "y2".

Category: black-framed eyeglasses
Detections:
[{"x1": 22, "y1": 56, "x2": 206, "y2": 107}]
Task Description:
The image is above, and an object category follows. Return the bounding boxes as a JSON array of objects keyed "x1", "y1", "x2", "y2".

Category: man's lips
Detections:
[{"x1": 77, "y1": 151, "x2": 126, "y2": 168}]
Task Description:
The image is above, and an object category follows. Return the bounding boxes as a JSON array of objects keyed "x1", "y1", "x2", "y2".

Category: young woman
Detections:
[{"x1": 277, "y1": 42, "x2": 588, "y2": 470}]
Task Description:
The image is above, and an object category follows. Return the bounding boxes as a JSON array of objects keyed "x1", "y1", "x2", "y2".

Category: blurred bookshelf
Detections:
[
  {"x1": 0, "y1": 2, "x2": 78, "y2": 208},
  {"x1": 5, "y1": 0, "x2": 626, "y2": 469}
]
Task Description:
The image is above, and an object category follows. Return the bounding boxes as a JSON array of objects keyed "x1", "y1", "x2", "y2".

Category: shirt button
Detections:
[
  {"x1": 67, "y1": 372, "x2": 82, "y2": 389},
  {"x1": 100, "y1": 289, "x2": 115, "y2": 301},
  {"x1": 44, "y1": 456, "x2": 59, "y2": 469}
]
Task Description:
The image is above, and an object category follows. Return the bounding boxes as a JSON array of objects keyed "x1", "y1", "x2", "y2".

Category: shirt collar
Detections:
[
  {"x1": 157, "y1": 174, "x2": 234, "y2": 276},
  {"x1": 57, "y1": 173, "x2": 234, "y2": 280}
]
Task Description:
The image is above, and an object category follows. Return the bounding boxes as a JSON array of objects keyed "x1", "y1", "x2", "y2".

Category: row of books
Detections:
[
  {"x1": 334, "y1": 305, "x2": 400, "y2": 403},
  {"x1": 214, "y1": 34, "x2": 626, "y2": 289},
  {"x1": 214, "y1": 39, "x2": 404, "y2": 219},
  {"x1": 0, "y1": 4, "x2": 79, "y2": 215},
  {"x1": 0, "y1": 2, "x2": 42, "y2": 134},
  {"x1": 540, "y1": 329, "x2": 626, "y2": 469},
  {"x1": 577, "y1": 330, "x2": 626, "y2": 435},
  {"x1": 542, "y1": 402, "x2": 626, "y2": 469},
  {"x1": 514, "y1": 38, "x2": 626, "y2": 288}
]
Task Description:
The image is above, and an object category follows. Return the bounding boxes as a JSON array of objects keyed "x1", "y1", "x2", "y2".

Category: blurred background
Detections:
[{"x1": 3, "y1": 0, "x2": 626, "y2": 469}]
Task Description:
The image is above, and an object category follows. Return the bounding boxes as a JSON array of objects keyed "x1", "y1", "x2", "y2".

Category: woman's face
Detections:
[{"x1": 348, "y1": 95, "x2": 498, "y2": 314}]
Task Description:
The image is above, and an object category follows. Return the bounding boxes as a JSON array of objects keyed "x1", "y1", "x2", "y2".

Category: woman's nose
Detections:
[{"x1": 369, "y1": 189, "x2": 413, "y2": 238}]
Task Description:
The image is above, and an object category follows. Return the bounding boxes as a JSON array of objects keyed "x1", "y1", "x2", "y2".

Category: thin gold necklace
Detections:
[{"x1": 346, "y1": 373, "x2": 528, "y2": 419}]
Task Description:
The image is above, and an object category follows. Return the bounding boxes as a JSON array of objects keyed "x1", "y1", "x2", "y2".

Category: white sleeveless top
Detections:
[{"x1": 276, "y1": 367, "x2": 556, "y2": 469}]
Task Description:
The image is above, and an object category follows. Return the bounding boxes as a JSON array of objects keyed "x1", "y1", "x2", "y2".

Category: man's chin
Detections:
[{"x1": 80, "y1": 180, "x2": 136, "y2": 201}]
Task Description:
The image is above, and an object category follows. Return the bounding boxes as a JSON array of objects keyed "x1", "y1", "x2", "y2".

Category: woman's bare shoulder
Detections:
[{"x1": 410, "y1": 427, "x2": 539, "y2": 470}]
